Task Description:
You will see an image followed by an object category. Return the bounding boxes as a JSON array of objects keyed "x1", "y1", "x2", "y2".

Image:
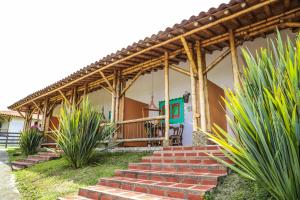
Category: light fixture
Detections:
[
  {"x1": 241, "y1": 2, "x2": 246, "y2": 8},
  {"x1": 167, "y1": 33, "x2": 173, "y2": 38},
  {"x1": 224, "y1": 9, "x2": 230, "y2": 15},
  {"x1": 208, "y1": 16, "x2": 214, "y2": 21},
  {"x1": 193, "y1": 21, "x2": 199, "y2": 27}
]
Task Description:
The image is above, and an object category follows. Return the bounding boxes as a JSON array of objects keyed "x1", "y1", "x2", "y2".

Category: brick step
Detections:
[
  {"x1": 27, "y1": 155, "x2": 52, "y2": 161},
  {"x1": 38, "y1": 152, "x2": 60, "y2": 157},
  {"x1": 11, "y1": 161, "x2": 33, "y2": 169},
  {"x1": 142, "y1": 156, "x2": 232, "y2": 164},
  {"x1": 58, "y1": 195, "x2": 93, "y2": 200},
  {"x1": 115, "y1": 169, "x2": 225, "y2": 185},
  {"x1": 163, "y1": 145, "x2": 220, "y2": 151},
  {"x1": 20, "y1": 158, "x2": 40, "y2": 164},
  {"x1": 128, "y1": 162, "x2": 227, "y2": 174},
  {"x1": 99, "y1": 177, "x2": 213, "y2": 199},
  {"x1": 153, "y1": 150, "x2": 225, "y2": 157},
  {"x1": 77, "y1": 185, "x2": 181, "y2": 200}
]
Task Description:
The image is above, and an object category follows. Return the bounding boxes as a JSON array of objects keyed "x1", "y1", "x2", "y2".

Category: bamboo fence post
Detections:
[
  {"x1": 229, "y1": 29, "x2": 240, "y2": 90},
  {"x1": 115, "y1": 70, "x2": 121, "y2": 122},
  {"x1": 164, "y1": 51, "x2": 170, "y2": 147}
]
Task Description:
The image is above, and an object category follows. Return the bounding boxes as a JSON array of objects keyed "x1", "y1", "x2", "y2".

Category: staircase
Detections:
[
  {"x1": 59, "y1": 145, "x2": 231, "y2": 200},
  {"x1": 11, "y1": 151, "x2": 61, "y2": 170}
]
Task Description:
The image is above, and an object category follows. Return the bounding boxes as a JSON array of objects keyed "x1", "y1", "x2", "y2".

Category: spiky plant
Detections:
[
  {"x1": 54, "y1": 98, "x2": 114, "y2": 168},
  {"x1": 20, "y1": 128, "x2": 43, "y2": 156},
  {"x1": 206, "y1": 32, "x2": 300, "y2": 200}
]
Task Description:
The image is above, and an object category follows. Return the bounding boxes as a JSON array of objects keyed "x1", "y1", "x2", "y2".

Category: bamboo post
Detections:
[
  {"x1": 164, "y1": 51, "x2": 170, "y2": 147},
  {"x1": 188, "y1": 44, "x2": 198, "y2": 133},
  {"x1": 110, "y1": 69, "x2": 117, "y2": 122},
  {"x1": 115, "y1": 70, "x2": 121, "y2": 122},
  {"x1": 196, "y1": 41, "x2": 207, "y2": 132},
  {"x1": 229, "y1": 29, "x2": 240, "y2": 90},
  {"x1": 42, "y1": 98, "x2": 48, "y2": 132}
]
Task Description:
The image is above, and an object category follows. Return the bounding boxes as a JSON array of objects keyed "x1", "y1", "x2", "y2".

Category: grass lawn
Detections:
[{"x1": 8, "y1": 148, "x2": 150, "y2": 200}]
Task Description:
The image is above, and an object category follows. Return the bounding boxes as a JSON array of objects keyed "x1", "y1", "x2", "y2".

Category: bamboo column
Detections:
[
  {"x1": 164, "y1": 51, "x2": 170, "y2": 147},
  {"x1": 196, "y1": 41, "x2": 207, "y2": 131},
  {"x1": 188, "y1": 45, "x2": 198, "y2": 133},
  {"x1": 42, "y1": 98, "x2": 48, "y2": 132},
  {"x1": 115, "y1": 70, "x2": 121, "y2": 122},
  {"x1": 229, "y1": 29, "x2": 240, "y2": 89},
  {"x1": 110, "y1": 69, "x2": 117, "y2": 122}
]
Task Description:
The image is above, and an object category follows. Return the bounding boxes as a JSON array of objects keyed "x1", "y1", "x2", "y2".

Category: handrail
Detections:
[{"x1": 116, "y1": 116, "x2": 165, "y2": 124}]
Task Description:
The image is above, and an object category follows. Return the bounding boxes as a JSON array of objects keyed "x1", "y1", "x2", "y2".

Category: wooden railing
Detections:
[
  {"x1": 0, "y1": 131, "x2": 21, "y2": 148},
  {"x1": 116, "y1": 116, "x2": 165, "y2": 146}
]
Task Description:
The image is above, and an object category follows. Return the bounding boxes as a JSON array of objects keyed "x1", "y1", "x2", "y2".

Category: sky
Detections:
[{"x1": 0, "y1": 0, "x2": 226, "y2": 110}]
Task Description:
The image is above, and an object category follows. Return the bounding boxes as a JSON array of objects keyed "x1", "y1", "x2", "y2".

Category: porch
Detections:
[{"x1": 8, "y1": 0, "x2": 300, "y2": 147}]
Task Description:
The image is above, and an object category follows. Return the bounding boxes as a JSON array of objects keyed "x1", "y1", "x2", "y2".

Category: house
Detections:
[
  {"x1": 0, "y1": 110, "x2": 40, "y2": 147},
  {"x1": 0, "y1": 111, "x2": 25, "y2": 133},
  {"x1": 8, "y1": 0, "x2": 300, "y2": 147}
]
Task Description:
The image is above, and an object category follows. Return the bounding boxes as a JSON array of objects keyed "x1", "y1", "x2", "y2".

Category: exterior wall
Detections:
[{"x1": 8, "y1": 118, "x2": 24, "y2": 133}]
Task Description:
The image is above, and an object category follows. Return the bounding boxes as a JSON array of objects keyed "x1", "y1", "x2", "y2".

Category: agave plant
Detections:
[
  {"x1": 206, "y1": 32, "x2": 300, "y2": 200},
  {"x1": 54, "y1": 98, "x2": 114, "y2": 168},
  {"x1": 20, "y1": 128, "x2": 43, "y2": 156}
]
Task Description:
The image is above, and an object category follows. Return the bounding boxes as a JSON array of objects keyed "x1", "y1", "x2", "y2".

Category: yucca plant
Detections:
[
  {"x1": 206, "y1": 32, "x2": 300, "y2": 200},
  {"x1": 54, "y1": 98, "x2": 114, "y2": 168},
  {"x1": 20, "y1": 128, "x2": 43, "y2": 156}
]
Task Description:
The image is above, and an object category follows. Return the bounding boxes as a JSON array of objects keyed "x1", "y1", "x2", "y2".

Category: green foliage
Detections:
[
  {"x1": 55, "y1": 98, "x2": 114, "y2": 168},
  {"x1": 206, "y1": 32, "x2": 300, "y2": 200},
  {"x1": 205, "y1": 173, "x2": 273, "y2": 200},
  {"x1": 19, "y1": 128, "x2": 43, "y2": 156}
]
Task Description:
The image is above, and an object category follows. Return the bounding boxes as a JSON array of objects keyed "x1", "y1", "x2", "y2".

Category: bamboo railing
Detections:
[{"x1": 116, "y1": 116, "x2": 165, "y2": 146}]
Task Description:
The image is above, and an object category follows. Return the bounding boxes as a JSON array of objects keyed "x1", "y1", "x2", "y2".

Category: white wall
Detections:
[{"x1": 8, "y1": 118, "x2": 24, "y2": 133}]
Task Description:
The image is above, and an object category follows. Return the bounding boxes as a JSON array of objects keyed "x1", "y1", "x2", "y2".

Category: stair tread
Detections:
[
  {"x1": 100, "y1": 177, "x2": 215, "y2": 192},
  {"x1": 81, "y1": 185, "x2": 181, "y2": 200},
  {"x1": 58, "y1": 195, "x2": 93, "y2": 200},
  {"x1": 11, "y1": 161, "x2": 33, "y2": 166}
]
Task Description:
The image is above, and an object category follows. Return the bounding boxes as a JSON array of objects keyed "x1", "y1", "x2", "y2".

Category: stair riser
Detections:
[
  {"x1": 79, "y1": 188, "x2": 140, "y2": 200},
  {"x1": 98, "y1": 179, "x2": 204, "y2": 200},
  {"x1": 163, "y1": 146, "x2": 220, "y2": 151},
  {"x1": 28, "y1": 156, "x2": 50, "y2": 161},
  {"x1": 128, "y1": 164, "x2": 227, "y2": 174},
  {"x1": 153, "y1": 152, "x2": 225, "y2": 157},
  {"x1": 142, "y1": 158, "x2": 232, "y2": 165},
  {"x1": 115, "y1": 171, "x2": 219, "y2": 185}
]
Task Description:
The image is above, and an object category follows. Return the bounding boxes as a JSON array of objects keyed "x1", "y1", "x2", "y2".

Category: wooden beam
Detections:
[
  {"x1": 169, "y1": 64, "x2": 191, "y2": 76},
  {"x1": 32, "y1": 100, "x2": 44, "y2": 114},
  {"x1": 100, "y1": 84, "x2": 113, "y2": 95},
  {"x1": 203, "y1": 47, "x2": 231, "y2": 75},
  {"x1": 83, "y1": 83, "x2": 88, "y2": 97},
  {"x1": 180, "y1": 36, "x2": 198, "y2": 75},
  {"x1": 120, "y1": 69, "x2": 144, "y2": 96},
  {"x1": 164, "y1": 51, "x2": 170, "y2": 147},
  {"x1": 285, "y1": 22, "x2": 300, "y2": 28},
  {"x1": 58, "y1": 90, "x2": 71, "y2": 106},
  {"x1": 47, "y1": 100, "x2": 58, "y2": 116},
  {"x1": 99, "y1": 70, "x2": 115, "y2": 95},
  {"x1": 196, "y1": 41, "x2": 207, "y2": 132},
  {"x1": 11, "y1": 0, "x2": 277, "y2": 110},
  {"x1": 284, "y1": 0, "x2": 290, "y2": 9},
  {"x1": 229, "y1": 29, "x2": 240, "y2": 89},
  {"x1": 16, "y1": 109, "x2": 25, "y2": 119}
]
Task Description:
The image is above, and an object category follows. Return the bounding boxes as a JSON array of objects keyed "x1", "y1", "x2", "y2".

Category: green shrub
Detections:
[
  {"x1": 20, "y1": 128, "x2": 43, "y2": 156},
  {"x1": 206, "y1": 32, "x2": 300, "y2": 200},
  {"x1": 54, "y1": 98, "x2": 114, "y2": 168}
]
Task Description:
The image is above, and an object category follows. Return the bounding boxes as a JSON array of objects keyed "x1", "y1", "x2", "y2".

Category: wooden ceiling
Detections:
[{"x1": 9, "y1": 0, "x2": 300, "y2": 112}]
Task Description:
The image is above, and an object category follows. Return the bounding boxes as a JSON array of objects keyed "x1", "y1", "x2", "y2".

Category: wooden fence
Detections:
[{"x1": 0, "y1": 131, "x2": 21, "y2": 148}]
